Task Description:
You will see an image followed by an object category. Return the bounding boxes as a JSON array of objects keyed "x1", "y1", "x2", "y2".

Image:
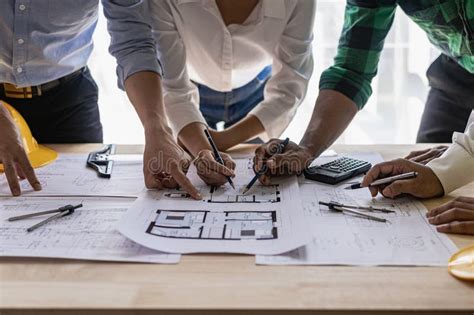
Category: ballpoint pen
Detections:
[
  {"x1": 242, "y1": 138, "x2": 290, "y2": 195},
  {"x1": 345, "y1": 171, "x2": 418, "y2": 190},
  {"x1": 319, "y1": 201, "x2": 387, "y2": 223},
  {"x1": 204, "y1": 128, "x2": 235, "y2": 190}
]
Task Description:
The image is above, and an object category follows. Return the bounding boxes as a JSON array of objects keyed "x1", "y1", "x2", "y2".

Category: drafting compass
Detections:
[
  {"x1": 326, "y1": 201, "x2": 395, "y2": 214},
  {"x1": 319, "y1": 201, "x2": 388, "y2": 223},
  {"x1": 8, "y1": 204, "x2": 83, "y2": 232}
]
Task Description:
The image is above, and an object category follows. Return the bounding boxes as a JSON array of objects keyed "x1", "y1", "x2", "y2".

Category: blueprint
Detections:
[
  {"x1": 118, "y1": 159, "x2": 309, "y2": 255},
  {"x1": 0, "y1": 154, "x2": 144, "y2": 197},
  {"x1": 257, "y1": 153, "x2": 458, "y2": 266},
  {"x1": 155, "y1": 158, "x2": 284, "y2": 210},
  {"x1": 0, "y1": 196, "x2": 180, "y2": 263}
]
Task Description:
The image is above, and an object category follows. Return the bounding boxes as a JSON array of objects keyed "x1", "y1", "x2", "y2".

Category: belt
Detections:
[{"x1": 1, "y1": 67, "x2": 85, "y2": 99}]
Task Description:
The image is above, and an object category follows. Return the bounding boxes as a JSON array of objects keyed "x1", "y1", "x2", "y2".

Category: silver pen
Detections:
[{"x1": 345, "y1": 171, "x2": 418, "y2": 190}]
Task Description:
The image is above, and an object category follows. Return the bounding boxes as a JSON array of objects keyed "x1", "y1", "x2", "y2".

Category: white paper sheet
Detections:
[
  {"x1": 0, "y1": 197, "x2": 180, "y2": 264},
  {"x1": 257, "y1": 153, "x2": 458, "y2": 266},
  {"x1": 0, "y1": 154, "x2": 144, "y2": 197},
  {"x1": 118, "y1": 159, "x2": 309, "y2": 255}
]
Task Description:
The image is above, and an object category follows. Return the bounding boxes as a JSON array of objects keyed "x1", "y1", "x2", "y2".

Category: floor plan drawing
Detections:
[
  {"x1": 164, "y1": 184, "x2": 281, "y2": 204},
  {"x1": 146, "y1": 210, "x2": 278, "y2": 240},
  {"x1": 118, "y1": 159, "x2": 308, "y2": 254}
]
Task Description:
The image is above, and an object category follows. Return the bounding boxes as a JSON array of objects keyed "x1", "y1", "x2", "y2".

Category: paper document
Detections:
[
  {"x1": 0, "y1": 154, "x2": 144, "y2": 197},
  {"x1": 0, "y1": 197, "x2": 180, "y2": 264},
  {"x1": 118, "y1": 159, "x2": 309, "y2": 255},
  {"x1": 257, "y1": 153, "x2": 458, "y2": 266}
]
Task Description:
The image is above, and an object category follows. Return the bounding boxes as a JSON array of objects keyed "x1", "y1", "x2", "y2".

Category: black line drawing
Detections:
[
  {"x1": 163, "y1": 185, "x2": 281, "y2": 204},
  {"x1": 146, "y1": 210, "x2": 278, "y2": 240}
]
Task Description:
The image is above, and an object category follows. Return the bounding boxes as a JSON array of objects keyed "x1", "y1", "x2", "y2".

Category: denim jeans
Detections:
[
  {"x1": 1, "y1": 67, "x2": 103, "y2": 143},
  {"x1": 196, "y1": 66, "x2": 272, "y2": 130}
]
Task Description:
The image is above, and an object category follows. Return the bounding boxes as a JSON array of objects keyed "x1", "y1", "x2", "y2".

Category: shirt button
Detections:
[
  {"x1": 16, "y1": 67, "x2": 23, "y2": 73},
  {"x1": 19, "y1": 4, "x2": 26, "y2": 11},
  {"x1": 17, "y1": 38, "x2": 24, "y2": 45}
]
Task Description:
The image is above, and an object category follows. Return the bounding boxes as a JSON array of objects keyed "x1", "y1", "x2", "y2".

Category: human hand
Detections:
[
  {"x1": 0, "y1": 103, "x2": 41, "y2": 196},
  {"x1": 361, "y1": 158, "x2": 444, "y2": 199},
  {"x1": 253, "y1": 139, "x2": 314, "y2": 185},
  {"x1": 426, "y1": 196, "x2": 474, "y2": 235},
  {"x1": 404, "y1": 145, "x2": 448, "y2": 165},
  {"x1": 194, "y1": 149, "x2": 236, "y2": 186},
  {"x1": 143, "y1": 129, "x2": 201, "y2": 199}
]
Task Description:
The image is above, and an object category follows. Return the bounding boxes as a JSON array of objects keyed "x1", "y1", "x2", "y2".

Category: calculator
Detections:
[{"x1": 303, "y1": 156, "x2": 372, "y2": 185}]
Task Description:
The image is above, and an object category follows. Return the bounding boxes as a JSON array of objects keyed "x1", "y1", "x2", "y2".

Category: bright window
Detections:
[{"x1": 89, "y1": 1, "x2": 439, "y2": 145}]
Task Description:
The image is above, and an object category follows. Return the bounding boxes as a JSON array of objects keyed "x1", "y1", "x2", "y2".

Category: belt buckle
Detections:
[{"x1": 3, "y1": 83, "x2": 41, "y2": 99}]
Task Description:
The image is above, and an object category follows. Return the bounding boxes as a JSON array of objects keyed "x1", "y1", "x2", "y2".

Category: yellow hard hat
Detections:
[
  {"x1": 0, "y1": 101, "x2": 58, "y2": 172},
  {"x1": 448, "y1": 245, "x2": 474, "y2": 281}
]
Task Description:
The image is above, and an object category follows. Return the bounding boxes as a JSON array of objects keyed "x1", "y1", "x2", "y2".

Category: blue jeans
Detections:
[{"x1": 196, "y1": 66, "x2": 272, "y2": 129}]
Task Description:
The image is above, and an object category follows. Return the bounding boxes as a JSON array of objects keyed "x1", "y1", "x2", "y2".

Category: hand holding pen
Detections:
[
  {"x1": 361, "y1": 158, "x2": 444, "y2": 199},
  {"x1": 243, "y1": 138, "x2": 290, "y2": 194},
  {"x1": 201, "y1": 129, "x2": 236, "y2": 189},
  {"x1": 253, "y1": 138, "x2": 314, "y2": 186}
]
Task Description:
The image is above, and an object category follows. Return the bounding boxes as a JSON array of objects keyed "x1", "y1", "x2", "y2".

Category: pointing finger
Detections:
[
  {"x1": 170, "y1": 164, "x2": 202, "y2": 200},
  {"x1": 4, "y1": 160, "x2": 21, "y2": 196},
  {"x1": 18, "y1": 153, "x2": 41, "y2": 191}
]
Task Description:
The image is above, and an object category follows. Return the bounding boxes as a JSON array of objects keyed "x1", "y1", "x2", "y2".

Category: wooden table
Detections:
[{"x1": 1, "y1": 144, "x2": 473, "y2": 315}]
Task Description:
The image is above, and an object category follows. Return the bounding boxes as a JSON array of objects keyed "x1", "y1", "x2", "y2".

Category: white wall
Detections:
[{"x1": 89, "y1": 1, "x2": 439, "y2": 145}]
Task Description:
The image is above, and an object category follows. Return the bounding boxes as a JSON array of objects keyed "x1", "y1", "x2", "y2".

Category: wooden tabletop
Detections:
[{"x1": 1, "y1": 144, "x2": 473, "y2": 315}]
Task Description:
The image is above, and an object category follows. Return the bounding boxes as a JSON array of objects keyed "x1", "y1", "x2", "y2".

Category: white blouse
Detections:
[
  {"x1": 428, "y1": 111, "x2": 474, "y2": 194},
  {"x1": 150, "y1": 0, "x2": 315, "y2": 138}
]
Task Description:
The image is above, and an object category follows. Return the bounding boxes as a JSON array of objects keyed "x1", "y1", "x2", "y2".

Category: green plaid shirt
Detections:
[{"x1": 320, "y1": 0, "x2": 474, "y2": 109}]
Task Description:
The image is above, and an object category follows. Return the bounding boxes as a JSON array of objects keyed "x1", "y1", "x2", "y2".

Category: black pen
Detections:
[
  {"x1": 242, "y1": 138, "x2": 290, "y2": 195},
  {"x1": 345, "y1": 171, "x2": 418, "y2": 190},
  {"x1": 204, "y1": 128, "x2": 235, "y2": 190}
]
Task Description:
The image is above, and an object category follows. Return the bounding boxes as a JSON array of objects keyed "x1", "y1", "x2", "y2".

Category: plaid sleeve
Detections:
[{"x1": 319, "y1": 0, "x2": 397, "y2": 109}]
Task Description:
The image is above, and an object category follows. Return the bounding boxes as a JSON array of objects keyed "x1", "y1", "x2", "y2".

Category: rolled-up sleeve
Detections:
[
  {"x1": 249, "y1": 0, "x2": 315, "y2": 139},
  {"x1": 102, "y1": 0, "x2": 163, "y2": 89},
  {"x1": 148, "y1": 0, "x2": 206, "y2": 135},
  {"x1": 427, "y1": 113, "x2": 474, "y2": 194},
  {"x1": 319, "y1": 0, "x2": 397, "y2": 109}
]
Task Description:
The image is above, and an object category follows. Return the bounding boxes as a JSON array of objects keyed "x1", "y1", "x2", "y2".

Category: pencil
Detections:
[
  {"x1": 242, "y1": 138, "x2": 290, "y2": 195},
  {"x1": 204, "y1": 128, "x2": 235, "y2": 190}
]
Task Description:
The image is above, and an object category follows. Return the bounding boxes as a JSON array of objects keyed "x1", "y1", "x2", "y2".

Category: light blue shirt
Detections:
[{"x1": 0, "y1": 0, "x2": 161, "y2": 88}]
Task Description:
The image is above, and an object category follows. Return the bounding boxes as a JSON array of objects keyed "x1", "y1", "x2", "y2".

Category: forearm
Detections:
[
  {"x1": 124, "y1": 71, "x2": 169, "y2": 137},
  {"x1": 300, "y1": 90, "x2": 358, "y2": 157},
  {"x1": 178, "y1": 122, "x2": 212, "y2": 157},
  {"x1": 221, "y1": 115, "x2": 265, "y2": 147}
]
